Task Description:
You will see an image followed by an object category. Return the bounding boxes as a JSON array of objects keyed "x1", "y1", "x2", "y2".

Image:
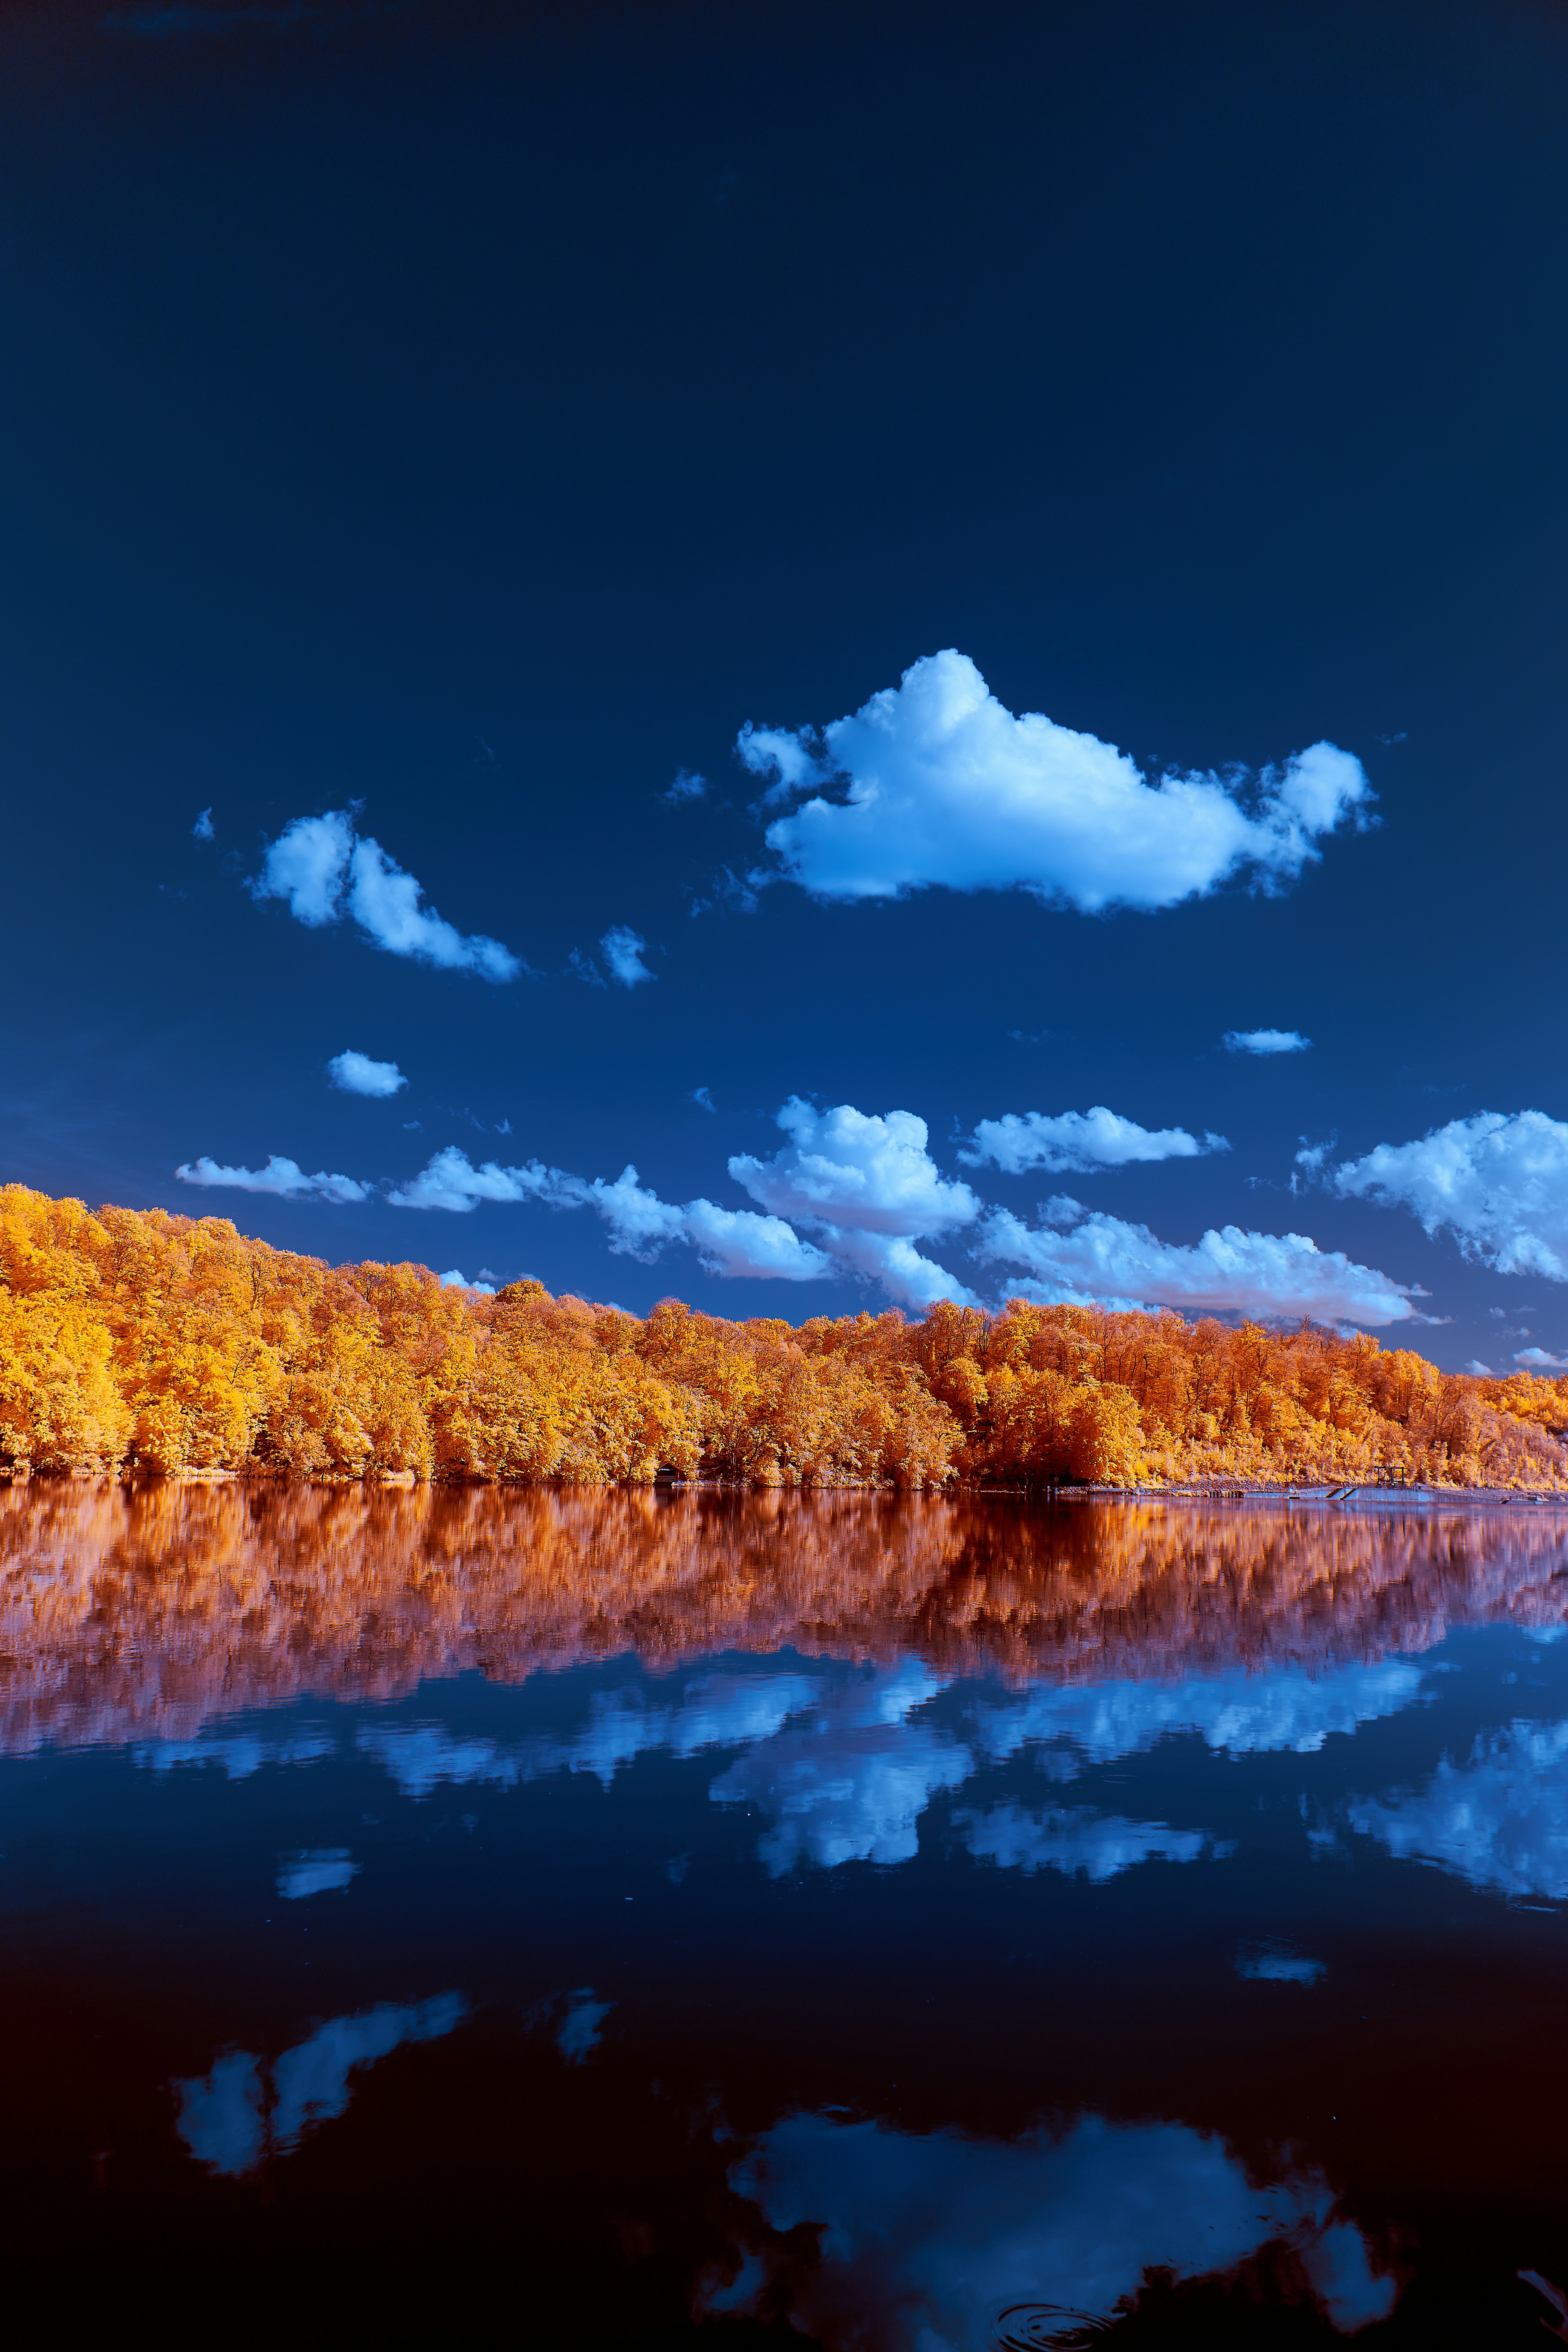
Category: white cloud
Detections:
[
  {"x1": 961, "y1": 1107, "x2": 1229, "y2": 1174},
  {"x1": 661, "y1": 768, "x2": 708, "y2": 804},
  {"x1": 439, "y1": 1268, "x2": 495, "y2": 1293},
  {"x1": 1466, "y1": 1359, "x2": 1496, "y2": 1376},
  {"x1": 712, "y1": 2111, "x2": 1394, "y2": 2343},
  {"x1": 742, "y1": 650, "x2": 1372, "y2": 913},
  {"x1": 388, "y1": 1147, "x2": 553, "y2": 1213},
  {"x1": 955, "y1": 1802, "x2": 1217, "y2": 1882},
  {"x1": 175, "y1": 1994, "x2": 465, "y2": 2176},
  {"x1": 1332, "y1": 1112, "x2": 1568, "y2": 1281},
  {"x1": 276, "y1": 1848, "x2": 358, "y2": 1900},
  {"x1": 980, "y1": 1205, "x2": 1418, "y2": 1326},
  {"x1": 176, "y1": 1154, "x2": 370, "y2": 1205},
  {"x1": 1225, "y1": 1028, "x2": 1311, "y2": 1055},
  {"x1": 729, "y1": 1098, "x2": 980, "y2": 1308},
  {"x1": 253, "y1": 809, "x2": 354, "y2": 925},
  {"x1": 1349, "y1": 1719, "x2": 1568, "y2": 1899},
  {"x1": 253, "y1": 810, "x2": 520, "y2": 979},
  {"x1": 192, "y1": 806, "x2": 214, "y2": 841},
  {"x1": 386, "y1": 1144, "x2": 833, "y2": 1279},
  {"x1": 600, "y1": 925, "x2": 655, "y2": 987},
  {"x1": 328, "y1": 1049, "x2": 407, "y2": 1098},
  {"x1": 1516, "y1": 1346, "x2": 1568, "y2": 1371}
]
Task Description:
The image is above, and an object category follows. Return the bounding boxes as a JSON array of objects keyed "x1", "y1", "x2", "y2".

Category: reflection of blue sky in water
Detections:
[
  {"x1": 277, "y1": 1848, "x2": 358, "y2": 1900},
  {"x1": 971, "y1": 1660, "x2": 1427, "y2": 1768},
  {"x1": 135, "y1": 1730, "x2": 333, "y2": 1780},
  {"x1": 708, "y1": 1662, "x2": 969, "y2": 1872},
  {"x1": 1348, "y1": 1719, "x2": 1568, "y2": 1898},
  {"x1": 556, "y1": 1989, "x2": 613, "y2": 2063},
  {"x1": 354, "y1": 1652, "x2": 1434, "y2": 1877},
  {"x1": 956, "y1": 1803, "x2": 1225, "y2": 1882},
  {"x1": 174, "y1": 1994, "x2": 465, "y2": 2175},
  {"x1": 710, "y1": 2111, "x2": 1395, "y2": 2346}
]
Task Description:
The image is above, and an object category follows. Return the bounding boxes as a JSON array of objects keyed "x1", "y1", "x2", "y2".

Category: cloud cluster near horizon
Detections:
[
  {"x1": 1327, "y1": 1110, "x2": 1568, "y2": 1281},
  {"x1": 740, "y1": 650, "x2": 1372, "y2": 913},
  {"x1": 961, "y1": 1107, "x2": 1228, "y2": 1174},
  {"x1": 252, "y1": 810, "x2": 520, "y2": 980},
  {"x1": 176, "y1": 1154, "x2": 369, "y2": 1205},
  {"x1": 979, "y1": 1204, "x2": 1418, "y2": 1327},
  {"x1": 177, "y1": 1093, "x2": 1426, "y2": 1327}
]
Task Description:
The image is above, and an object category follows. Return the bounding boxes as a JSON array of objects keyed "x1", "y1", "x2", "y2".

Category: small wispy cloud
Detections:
[
  {"x1": 328, "y1": 1050, "x2": 406, "y2": 1099},
  {"x1": 600, "y1": 926, "x2": 655, "y2": 987},
  {"x1": 661, "y1": 769, "x2": 708, "y2": 806},
  {"x1": 960, "y1": 1107, "x2": 1229, "y2": 1174},
  {"x1": 1225, "y1": 1028, "x2": 1311, "y2": 1056},
  {"x1": 690, "y1": 1086, "x2": 716, "y2": 1112},
  {"x1": 252, "y1": 810, "x2": 520, "y2": 980},
  {"x1": 192, "y1": 808, "x2": 214, "y2": 841},
  {"x1": 176, "y1": 1155, "x2": 369, "y2": 1204}
]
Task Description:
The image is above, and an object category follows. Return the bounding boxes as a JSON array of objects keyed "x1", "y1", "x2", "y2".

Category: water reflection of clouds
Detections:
[
  {"x1": 708, "y1": 1662, "x2": 970, "y2": 1873},
  {"x1": 971, "y1": 1660, "x2": 1426, "y2": 1768},
  {"x1": 1349, "y1": 1719, "x2": 1568, "y2": 1899},
  {"x1": 135, "y1": 1730, "x2": 333, "y2": 1779},
  {"x1": 277, "y1": 1847, "x2": 358, "y2": 1900},
  {"x1": 710, "y1": 2111, "x2": 1394, "y2": 2345},
  {"x1": 174, "y1": 1993, "x2": 465, "y2": 2174},
  {"x1": 956, "y1": 1802, "x2": 1223, "y2": 1883}
]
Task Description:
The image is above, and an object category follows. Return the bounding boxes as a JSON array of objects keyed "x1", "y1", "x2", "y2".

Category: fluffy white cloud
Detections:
[
  {"x1": 253, "y1": 810, "x2": 520, "y2": 979},
  {"x1": 729, "y1": 1098, "x2": 979, "y2": 1308},
  {"x1": 386, "y1": 1145, "x2": 829, "y2": 1278},
  {"x1": 176, "y1": 1154, "x2": 370, "y2": 1205},
  {"x1": 980, "y1": 1204, "x2": 1418, "y2": 1326},
  {"x1": 439, "y1": 1268, "x2": 495, "y2": 1293},
  {"x1": 1225, "y1": 1028, "x2": 1311, "y2": 1054},
  {"x1": 955, "y1": 1802, "x2": 1218, "y2": 1881},
  {"x1": 711, "y1": 2111, "x2": 1394, "y2": 2342},
  {"x1": 961, "y1": 1107, "x2": 1229, "y2": 1174},
  {"x1": 1517, "y1": 1347, "x2": 1568, "y2": 1372},
  {"x1": 1331, "y1": 1111, "x2": 1568, "y2": 1280},
  {"x1": 1348, "y1": 1719, "x2": 1568, "y2": 1899},
  {"x1": 742, "y1": 650, "x2": 1372, "y2": 913},
  {"x1": 599, "y1": 925, "x2": 655, "y2": 987},
  {"x1": 175, "y1": 1994, "x2": 465, "y2": 2175},
  {"x1": 328, "y1": 1048, "x2": 407, "y2": 1097}
]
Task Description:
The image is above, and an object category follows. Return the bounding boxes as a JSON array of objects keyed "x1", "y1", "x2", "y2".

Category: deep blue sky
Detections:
[{"x1": 5, "y1": 0, "x2": 1568, "y2": 1368}]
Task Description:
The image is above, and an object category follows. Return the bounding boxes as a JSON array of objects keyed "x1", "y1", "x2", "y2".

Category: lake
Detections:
[{"x1": 3, "y1": 1481, "x2": 1567, "y2": 2348}]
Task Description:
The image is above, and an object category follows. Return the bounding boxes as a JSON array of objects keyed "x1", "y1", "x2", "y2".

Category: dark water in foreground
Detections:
[{"x1": 5, "y1": 1484, "x2": 1568, "y2": 2349}]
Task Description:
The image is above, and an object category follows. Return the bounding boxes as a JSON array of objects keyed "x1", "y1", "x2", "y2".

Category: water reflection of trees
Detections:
[{"x1": 0, "y1": 1482, "x2": 1564, "y2": 1754}]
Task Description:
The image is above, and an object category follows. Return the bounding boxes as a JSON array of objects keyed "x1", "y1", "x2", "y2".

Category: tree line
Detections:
[{"x1": 2, "y1": 1181, "x2": 1564, "y2": 1488}]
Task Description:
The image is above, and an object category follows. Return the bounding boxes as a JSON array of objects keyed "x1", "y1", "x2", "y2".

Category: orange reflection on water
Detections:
[{"x1": 0, "y1": 1480, "x2": 1564, "y2": 1754}]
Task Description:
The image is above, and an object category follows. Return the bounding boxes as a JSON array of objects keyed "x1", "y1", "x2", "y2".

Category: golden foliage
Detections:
[{"x1": 1, "y1": 1182, "x2": 1565, "y2": 1489}]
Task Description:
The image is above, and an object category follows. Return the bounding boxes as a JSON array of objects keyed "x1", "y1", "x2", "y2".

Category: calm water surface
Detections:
[{"x1": 5, "y1": 1483, "x2": 1568, "y2": 2349}]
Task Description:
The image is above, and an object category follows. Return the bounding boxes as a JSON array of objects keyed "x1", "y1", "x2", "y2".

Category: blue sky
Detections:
[{"x1": 5, "y1": 0, "x2": 1568, "y2": 1369}]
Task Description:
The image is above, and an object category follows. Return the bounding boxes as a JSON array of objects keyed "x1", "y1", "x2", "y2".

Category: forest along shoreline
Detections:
[{"x1": 3, "y1": 1181, "x2": 1567, "y2": 1492}]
